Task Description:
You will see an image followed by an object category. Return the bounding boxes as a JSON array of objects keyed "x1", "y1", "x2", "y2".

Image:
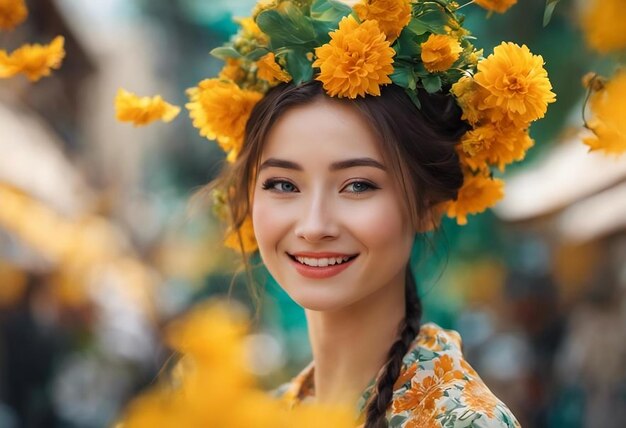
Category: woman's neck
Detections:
[{"x1": 303, "y1": 276, "x2": 406, "y2": 406}]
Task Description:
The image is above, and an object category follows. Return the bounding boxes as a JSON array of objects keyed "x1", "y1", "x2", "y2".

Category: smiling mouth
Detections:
[{"x1": 287, "y1": 253, "x2": 359, "y2": 267}]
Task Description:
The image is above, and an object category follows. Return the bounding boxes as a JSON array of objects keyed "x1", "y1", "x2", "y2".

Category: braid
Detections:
[{"x1": 364, "y1": 266, "x2": 423, "y2": 428}]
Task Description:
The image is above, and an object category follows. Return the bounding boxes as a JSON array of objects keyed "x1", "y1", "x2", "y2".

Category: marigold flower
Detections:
[
  {"x1": 218, "y1": 58, "x2": 246, "y2": 83},
  {"x1": 474, "y1": 42, "x2": 555, "y2": 126},
  {"x1": 445, "y1": 172, "x2": 505, "y2": 226},
  {"x1": 224, "y1": 216, "x2": 258, "y2": 253},
  {"x1": 353, "y1": 0, "x2": 412, "y2": 43},
  {"x1": 115, "y1": 89, "x2": 181, "y2": 126},
  {"x1": 421, "y1": 34, "x2": 463, "y2": 73},
  {"x1": 581, "y1": 0, "x2": 626, "y2": 54},
  {"x1": 186, "y1": 79, "x2": 263, "y2": 160},
  {"x1": 0, "y1": 0, "x2": 27, "y2": 30},
  {"x1": 583, "y1": 70, "x2": 626, "y2": 155},
  {"x1": 0, "y1": 35, "x2": 65, "y2": 82},
  {"x1": 451, "y1": 75, "x2": 486, "y2": 125},
  {"x1": 256, "y1": 52, "x2": 291, "y2": 85},
  {"x1": 313, "y1": 15, "x2": 395, "y2": 98},
  {"x1": 474, "y1": 0, "x2": 518, "y2": 14},
  {"x1": 237, "y1": 16, "x2": 268, "y2": 45},
  {"x1": 459, "y1": 122, "x2": 534, "y2": 172}
]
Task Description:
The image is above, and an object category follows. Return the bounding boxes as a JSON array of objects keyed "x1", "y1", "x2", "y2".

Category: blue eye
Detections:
[
  {"x1": 262, "y1": 179, "x2": 298, "y2": 193},
  {"x1": 344, "y1": 181, "x2": 377, "y2": 193}
]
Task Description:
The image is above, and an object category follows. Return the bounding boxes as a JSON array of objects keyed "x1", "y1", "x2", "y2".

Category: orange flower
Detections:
[
  {"x1": 0, "y1": 35, "x2": 65, "y2": 82},
  {"x1": 313, "y1": 15, "x2": 395, "y2": 98},
  {"x1": 459, "y1": 122, "x2": 534, "y2": 172},
  {"x1": 445, "y1": 171, "x2": 505, "y2": 225},
  {"x1": 420, "y1": 34, "x2": 463, "y2": 73},
  {"x1": 224, "y1": 216, "x2": 258, "y2": 253},
  {"x1": 115, "y1": 89, "x2": 181, "y2": 126},
  {"x1": 353, "y1": 0, "x2": 412, "y2": 43},
  {"x1": 451, "y1": 76, "x2": 488, "y2": 125},
  {"x1": 474, "y1": 0, "x2": 518, "y2": 14},
  {"x1": 474, "y1": 42, "x2": 555, "y2": 126},
  {"x1": 219, "y1": 58, "x2": 246, "y2": 83},
  {"x1": 0, "y1": 0, "x2": 27, "y2": 30},
  {"x1": 461, "y1": 380, "x2": 499, "y2": 418},
  {"x1": 584, "y1": 70, "x2": 626, "y2": 155},
  {"x1": 581, "y1": 0, "x2": 626, "y2": 54},
  {"x1": 393, "y1": 375, "x2": 444, "y2": 413},
  {"x1": 186, "y1": 78, "x2": 263, "y2": 161},
  {"x1": 256, "y1": 52, "x2": 291, "y2": 85}
]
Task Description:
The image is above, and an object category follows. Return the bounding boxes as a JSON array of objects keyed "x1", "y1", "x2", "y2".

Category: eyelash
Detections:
[{"x1": 261, "y1": 179, "x2": 379, "y2": 194}]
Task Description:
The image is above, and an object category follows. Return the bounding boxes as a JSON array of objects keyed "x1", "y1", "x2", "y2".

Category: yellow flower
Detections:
[
  {"x1": 583, "y1": 70, "x2": 626, "y2": 155},
  {"x1": 451, "y1": 75, "x2": 485, "y2": 125},
  {"x1": 115, "y1": 89, "x2": 181, "y2": 126},
  {"x1": 224, "y1": 216, "x2": 258, "y2": 253},
  {"x1": 474, "y1": 42, "x2": 556, "y2": 126},
  {"x1": 459, "y1": 122, "x2": 534, "y2": 172},
  {"x1": 0, "y1": 35, "x2": 65, "y2": 81},
  {"x1": 256, "y1": 52, "x2": 291, "y2": 85},
  {"x1": 353, "y1": 0, "x2": 412, "y2": 43},
  {"x1": 445, "y1": 171, "x2": 504, "y2": 225},
  {"x1": 0, "y1": 0, "x2": 27, "y2": 30},
  {"x1": 313, "y1": 15, "x2": 395, "y2": 98},
  {"x1": 474, "y1": 0, "x2": 518, "y2": 14},
  {"x1": 218, "y1": 58, "x2": 246, "y2": 82},
  {"x1": 581, "y1": 0, "x2": 626, "y2": 54},
  {"x1": 237, "y1": 16, "x2": 268, "y2": 45},
  {"x1": 421, "y1": 34, "x2": 463, "y2": 73},
  {"x1": 185, "y1": 78, "x2": 263, "y2": 160}
]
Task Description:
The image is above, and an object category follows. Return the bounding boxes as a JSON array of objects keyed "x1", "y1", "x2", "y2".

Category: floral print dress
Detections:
[{"x1": 274, "y1": 323, "x2": 521, "y2": 427}]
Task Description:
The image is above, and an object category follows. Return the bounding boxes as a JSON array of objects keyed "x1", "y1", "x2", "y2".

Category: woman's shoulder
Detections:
[{"x1": 387, "y1": 322, "x2": 520, "y2": 428}]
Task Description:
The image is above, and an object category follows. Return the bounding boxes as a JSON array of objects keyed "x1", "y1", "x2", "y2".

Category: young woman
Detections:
[{"x1": 192, "y1": 1, "x2": 554, "y2": 426}]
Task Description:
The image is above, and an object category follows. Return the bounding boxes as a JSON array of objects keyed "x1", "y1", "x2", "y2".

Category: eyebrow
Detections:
[{"x1": 258, "y1": 157, "x2": 386, "y2": 172}]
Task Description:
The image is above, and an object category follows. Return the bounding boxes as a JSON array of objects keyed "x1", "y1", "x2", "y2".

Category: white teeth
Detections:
[{"x1": 294, "y1": 256, "x2": 352, "y2": 267}]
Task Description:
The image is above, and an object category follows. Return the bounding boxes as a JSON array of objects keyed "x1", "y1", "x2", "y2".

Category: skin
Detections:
[{"x1": 252, "y1": 96, "x2": 416, "y2": 405}]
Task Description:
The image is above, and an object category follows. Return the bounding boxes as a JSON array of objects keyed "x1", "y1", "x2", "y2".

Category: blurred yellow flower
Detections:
[
  {"x1": 115, "y1": 89, "x2": 181, "y2": 126},
  {"x1": 256, "y1": 52, "x2": 292, "y2": 85},
  {"x1": 474, "y1": 42, "x2": 555, "y2": 126},
  {"x1": 474, "y1": 0, "x2": 518, "y2": 14},
  {"x1": 186, "y1": 78, "x2": 263, "y2": 160},
  {"x1": 421, "y1": 34, "x2": 463, "y2": 73},
  {"x1": 584, "y1": 70, "x2": 626, "y2": 155},
  {"x1": 237, "y1": 16, "x2": 269, "y2": 45},
  {"x1": 219, "y1": 58, "x2": 246, "y2": 82},
  {"x1": 0, "y1": 35, "x2": 65, "y2": 81},
  {"x1": 225, "y1": 216, "x2": 258, "y2": 253},
  {"x1": 353, "y1": 0, "x2": 412, "y2": 43},
  {"x1": 313, "y1": 15, "x2": 394, "y2": 98},
  {"x1": 460, "y1": 122, "x2": 534, "y2": 172},
  {"x1": 445, "y1": 171, "x2": 505, "y2": 225},
  {"x1": 119, "y1": 300, "x2": 354, "y2": 428},
  {"x1": 0, "y1": 0, "x2": 27, "y2": 30},
  {"x1": 581, "y1": 0, "x2": 626, "y2": 54}
]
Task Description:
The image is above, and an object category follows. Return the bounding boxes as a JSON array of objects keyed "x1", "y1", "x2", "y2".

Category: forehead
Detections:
[{"x1": 261, "y1": 97, "x2": 384, "y2": 163}]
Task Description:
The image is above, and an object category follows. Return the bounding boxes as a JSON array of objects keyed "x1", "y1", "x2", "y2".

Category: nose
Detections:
[{"x1": 294, "y1": 192, "x2": 339, "y2": 243}]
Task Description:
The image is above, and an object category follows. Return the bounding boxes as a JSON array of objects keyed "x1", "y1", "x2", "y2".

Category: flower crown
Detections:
[{"x1": 184, "y1": 0, "x2": 556, "y2": 252}]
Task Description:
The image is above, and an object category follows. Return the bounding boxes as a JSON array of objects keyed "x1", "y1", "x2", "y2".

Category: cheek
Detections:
[
  {"x1": 251, "y1": 194, "x2": 290, "y2": 253},
  {"x1": 348, "y1": 195, "x2": 411, "y2": 251}
]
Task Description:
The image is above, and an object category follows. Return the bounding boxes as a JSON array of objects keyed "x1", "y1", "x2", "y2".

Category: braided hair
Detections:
[{"x1": 364, "y1": 267, "x2": 422, "y2": 428}]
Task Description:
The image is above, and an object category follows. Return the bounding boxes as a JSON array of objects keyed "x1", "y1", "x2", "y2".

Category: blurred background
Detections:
[{"x1": 1, "y1": 0, "x2": 625, "y2": 427}]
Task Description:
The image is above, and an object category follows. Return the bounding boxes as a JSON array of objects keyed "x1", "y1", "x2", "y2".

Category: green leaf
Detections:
[
  {"x1": 406, "y1": 89, "x2": 421, "y2": 109},
  {"x1": 245, "y1": 48, "x2": 269, "y2": 62},
  {"x1": 543, "y1": 0, "x2": 561, "y2": 27},
  {"x1": 405, "y1": 19, "x2": 431, "y2": 36},
  {"x1": 391, "y1": 66, "x2": 416, "y2": 89},
  {"x1": 210, "y1": 46, "x2": 241, "y2": 61},
  {"x1": 256, "y1": 3, "x2": 317, "y2": 48},
  {"x1": 395, "y1": 30, "x2": 422, "y2": 59},
  {"x1": 421, "y1": 74, "x2": 442, "y2": 93},
  {"x1": 280, "y1": 48, "x2": 314, "y2": 84},
  {"x1": 310, "y1": 0, "x2": 351, "y2": 22}
]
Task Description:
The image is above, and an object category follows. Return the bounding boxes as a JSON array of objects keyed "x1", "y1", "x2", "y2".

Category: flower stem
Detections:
[{"x1": 457, "y1": 0, "x2": 476, "y2": 11}]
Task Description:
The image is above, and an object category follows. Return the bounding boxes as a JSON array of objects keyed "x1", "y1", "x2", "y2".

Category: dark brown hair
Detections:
[{"x1": 210, "y1": 80, "x2": 467, "y2": 427}]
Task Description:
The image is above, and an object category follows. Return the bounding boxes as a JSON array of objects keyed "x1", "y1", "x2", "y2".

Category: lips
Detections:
[{"x1": 287, "y1": 252, "x2": 359, "y2": 279}]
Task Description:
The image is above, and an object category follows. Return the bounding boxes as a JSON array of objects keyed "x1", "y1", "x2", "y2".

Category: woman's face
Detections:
[{"x1": 252, "y1": 97, "x2": 415, "y2": 312}]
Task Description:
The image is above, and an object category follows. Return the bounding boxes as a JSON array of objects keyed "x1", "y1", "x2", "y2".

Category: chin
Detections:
[{"x1": 284, "y1": 286, "x2": 352, "y2": 312}]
